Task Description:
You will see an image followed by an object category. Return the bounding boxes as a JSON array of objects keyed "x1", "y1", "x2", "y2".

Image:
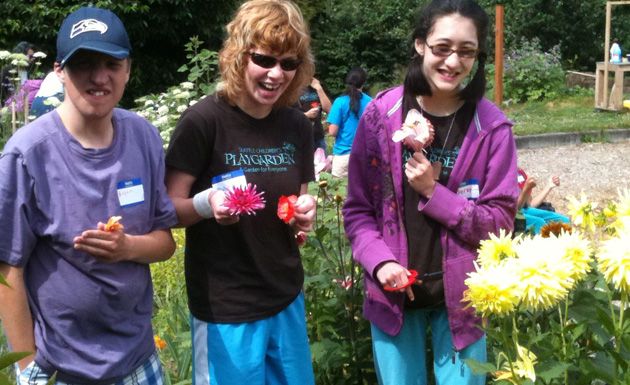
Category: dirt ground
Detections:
[{"x1": 516, "y1": 139, "x2": 630, "y2": 216}]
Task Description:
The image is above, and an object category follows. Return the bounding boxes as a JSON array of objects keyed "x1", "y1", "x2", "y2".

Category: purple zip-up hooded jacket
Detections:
[{"x1": 343, "y1": 86, "x2": 518, "y2": 350}]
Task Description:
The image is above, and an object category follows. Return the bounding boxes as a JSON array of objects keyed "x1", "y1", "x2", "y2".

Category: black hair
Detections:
[
  {"x1": 13, "y1": 41, "x2": 35, "y2": 55},
  {"x1": 343, "y1": 67, "x2": 367, "y2": 117},
  {"x1": 403, "y1": 0, "x2": 489, "y2": 103}
]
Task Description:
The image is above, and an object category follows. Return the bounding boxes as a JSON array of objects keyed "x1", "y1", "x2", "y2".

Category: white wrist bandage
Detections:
[{"x1": 193, "y1": 188, "x2": 216, "y2": 218}]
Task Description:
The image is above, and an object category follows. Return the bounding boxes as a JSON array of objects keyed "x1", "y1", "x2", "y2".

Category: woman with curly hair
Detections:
[{"x1": 164, "y1": 1, "x2": 316, "y2": 383}]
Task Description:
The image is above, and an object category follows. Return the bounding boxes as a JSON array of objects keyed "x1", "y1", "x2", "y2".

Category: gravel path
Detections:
[{"x1": 516, "y1": 139, "x2": 630, "y2": 215}]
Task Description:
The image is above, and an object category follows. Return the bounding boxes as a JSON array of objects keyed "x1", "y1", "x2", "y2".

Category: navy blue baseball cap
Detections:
[{"x1": 56, "y1": 7, "x2": 131, "y2": 68}]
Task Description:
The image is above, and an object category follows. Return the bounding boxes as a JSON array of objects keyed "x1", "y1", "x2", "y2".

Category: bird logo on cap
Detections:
[{"x1": 70, "y1": 19, "x2": 108, "y2": 39}]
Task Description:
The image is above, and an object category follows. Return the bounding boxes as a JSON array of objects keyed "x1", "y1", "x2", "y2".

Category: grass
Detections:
[{"x1": 503, "y1": 90, "x2": 630, "y2": 136}]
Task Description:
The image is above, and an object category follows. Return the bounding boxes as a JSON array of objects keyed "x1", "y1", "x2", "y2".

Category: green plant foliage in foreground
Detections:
[{"x1": 303, "y1": 174, "x2": 377, "y2": 384}]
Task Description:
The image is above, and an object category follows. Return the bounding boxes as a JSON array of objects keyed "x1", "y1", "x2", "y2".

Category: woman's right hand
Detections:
[
  {"x1": 209, "y1": 190, "x2": 240, "y2": 226},
  {"x1": 375, "y1": 261, "x2": 416, "y2": 301},
  {"x1": 305, "y1": 107, "x2": 319, "y2": 119}
]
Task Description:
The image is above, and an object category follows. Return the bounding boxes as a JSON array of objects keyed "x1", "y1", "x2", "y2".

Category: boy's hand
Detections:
[{"x1": 73, "y1": 222, "x2": 131, "y2": 263}]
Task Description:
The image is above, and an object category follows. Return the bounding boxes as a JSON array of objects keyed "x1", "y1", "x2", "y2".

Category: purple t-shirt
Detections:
[{"x1": 0, "y1": 109, "x2": 178, "y2": 384}]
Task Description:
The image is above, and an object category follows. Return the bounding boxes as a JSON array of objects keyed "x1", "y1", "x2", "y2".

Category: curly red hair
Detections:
[{"x1": 217, "y1": 0, "x2": 315, "y2": 107}]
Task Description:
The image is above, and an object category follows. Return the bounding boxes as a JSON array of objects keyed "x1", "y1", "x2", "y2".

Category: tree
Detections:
[
  {"x1": 309, "y1": 0, "x2": 423, "y2": 97},
  {"x1": 0, "y1": 0, "x2": 238, "y2": 106}
]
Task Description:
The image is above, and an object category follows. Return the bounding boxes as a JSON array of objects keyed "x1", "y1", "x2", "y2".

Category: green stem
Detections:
[
  {"x1": 558, "y1": 300, "x2": 569, "y2": 385},
  {"x1": 615, "y1": 291, "x2": 627, "y2": 385},
  {"x1": 503, "y1": 316, "x2": 521, "y2": 385},
  {"x1": 336, "y1": 201, "x2": 345, "y2": 279}
]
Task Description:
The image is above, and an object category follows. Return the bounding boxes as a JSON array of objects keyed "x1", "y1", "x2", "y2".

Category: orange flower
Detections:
[
  {"x1": 540, "y1": 221, "x2": 571, "y2": 238},
  {"x1": 278, "y1": 195, "x2": 298, "y2": 223},
  {"x1": 154, "y1": 335, "x2": 166, "y2": 349},
  {"x1": 104, "y1": 216, "x2": 124, "y2": 231}
]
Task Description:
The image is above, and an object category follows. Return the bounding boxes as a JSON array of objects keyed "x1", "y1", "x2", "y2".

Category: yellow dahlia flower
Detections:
[
  {"x1": 597, "y1": 229, "x2": 630, "y2": 294},
  {"x1": 568, "y1": 192, "x2": 598, "y2": 233},
  {"x1": 610, "y1": 189, "x2": 630, "y2": 231},
  {"x1": 477, "y1": 229, "x2": 518, "y2": 268},
  {"x1": 493, "y1": 344, "x2": 537, "y2": 384},
  {"x1": 556, "y1": 231, "x2": 592, "y2": 286},
  {"x1": 463, "y1": 263, "x2": 522, "y2": 317},
  {"x1": 509, "y1": 235, "x2": 574, "y2": 310}
]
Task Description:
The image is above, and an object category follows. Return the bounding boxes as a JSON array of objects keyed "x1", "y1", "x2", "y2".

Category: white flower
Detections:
[
  {"x1": 174, "y1": 91, "x2": 190, "y2": 99},
  {"x1": 32, "y1": 52, "x2": 47, "y2": 59},
  {"x1": 0, "y1": 51, "x2": 10, "y2": 60},
  {"x1": 157, "y1": 105, "x2": 169, "y2": 115},
  {"x1": 1, "y1": 107, "x2": 8, "y2": 115},
  {"x1": 189, "y1": 100, "x2": 198, "y2": 106},
  {"x1": 43, "y1": 96, "x2": 62, "y2": 107},
  {"x1": 144, "y1": 100, "x2": 155, "y2": 106},
  {"x1": 177, "y1": 105, "x2": 187, "y2": 113},
  {"x1": 154, "y1": 116, "x2": 169, "y2": 126},
  {"x1": 11, "y1": 59, "x2": 28, "y2": 67},
  {"x1": 171, "y1": 89, "x2": 181, "y2": 95},
  {"x1": 181, "y1": 82, "x2": 194, "y2": 89}
]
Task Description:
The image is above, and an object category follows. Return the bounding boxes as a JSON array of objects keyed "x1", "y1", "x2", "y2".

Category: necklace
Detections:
[{"x1": 419, "y1": 106, "x2": 457, "y2": 181}]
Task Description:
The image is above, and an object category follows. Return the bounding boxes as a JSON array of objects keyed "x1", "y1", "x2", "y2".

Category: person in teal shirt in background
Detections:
[{"x1": 327, "y1": 67, "x2": 372, "y2": 177}]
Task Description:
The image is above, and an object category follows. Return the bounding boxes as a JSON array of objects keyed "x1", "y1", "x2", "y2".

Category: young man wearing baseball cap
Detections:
[{"x1": 0, "y1": 7, "x2": 178, "y2": 384}]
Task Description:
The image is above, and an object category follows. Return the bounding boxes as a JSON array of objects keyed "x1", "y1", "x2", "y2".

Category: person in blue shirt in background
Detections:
[{"x1": 327, "y1": 67, "x2": 372, "y2": 177}]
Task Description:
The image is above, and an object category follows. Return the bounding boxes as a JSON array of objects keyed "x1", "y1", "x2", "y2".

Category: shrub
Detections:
[
  {"x1": 133, "y1": 37, "x2": 218, "y2": 149},
  {"x1": 499, "y1": 37, "x2": 566, "y2": 103}
]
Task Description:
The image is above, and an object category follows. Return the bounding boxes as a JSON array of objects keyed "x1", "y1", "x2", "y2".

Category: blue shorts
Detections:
[
  {"x1": 191, "y1": 292, "x2": 314, "y2": 385},
  {"x1": 371, "y1": 307, "x2": 486, "y2": 385},
  {"x1": 523, "y1": 206, "x2": 570, "y2": 234},
  {"x1": 18, "y1": 350, "x2": 163, "y2": 385}
]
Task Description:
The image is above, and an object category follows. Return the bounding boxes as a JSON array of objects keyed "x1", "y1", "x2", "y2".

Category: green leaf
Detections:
[
  {"x1": 0, "y1": 272, "x2": 9, "y2": 288},
  {"x1": 595, "y1": 307, "x2": 617, "y2": 335},
  {"x1": 46, "y1": 372, "x2": 57, "y2": 385},
  {"x1": 0, "y1": 351, "x2": 34, "y2": 370},
  {"x1": 536, "y1": 360, "x2": 572, "y2": 382},
  {"x1": 461, "y1": 358, "x2": 496, "y2": 375}
]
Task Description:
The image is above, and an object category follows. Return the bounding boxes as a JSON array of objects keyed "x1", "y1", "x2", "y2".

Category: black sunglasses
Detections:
[{"x1": 248, "y1": 52, "x2": 303, "y2": 71}]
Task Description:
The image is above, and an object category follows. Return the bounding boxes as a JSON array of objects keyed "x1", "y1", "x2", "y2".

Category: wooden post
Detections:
[
  {"x1": 23, "y1": 92, "x2": 30, "y2": 125},
  {"x1": 494, "y1": 4, "x2": 504, "y2": 106},
  {"x1": 600, "y1": 1, "x2": 630, "y2": 110},
  {"x1": 604, "y1": 2, "x2": 612, "y2": 108},
  {"x1": 11, "y1": 100, "x2": 17, "y2": 134}
]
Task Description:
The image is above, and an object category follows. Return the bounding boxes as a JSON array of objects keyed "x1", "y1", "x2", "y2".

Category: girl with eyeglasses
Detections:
[
  {"x1": 164, "y1": 0, "x2": 316, "y2": 383},
  {"x1": 343, "y1": 0, "x2": 518, "y2": 384}
]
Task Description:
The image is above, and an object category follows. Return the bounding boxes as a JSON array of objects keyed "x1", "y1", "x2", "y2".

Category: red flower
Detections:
[
  {"x1": 296, "y1": 231, "x2": 307, "y2": 247},
  {"x1": 311, "y1": 102, "x2": 319, "y2": 108},
  {"x1": 223, "y1": 184, "x2": 266, "y2": 215},
  {"x1": 278, "y1": 195, "x2": 298, "y2": 223}
]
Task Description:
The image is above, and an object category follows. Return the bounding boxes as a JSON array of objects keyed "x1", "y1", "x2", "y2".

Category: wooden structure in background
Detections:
[
  {"x1": 494, "y1": 4, "x2": 504, "y2": 106},
  {"x1": 595, "y1": 1, "x2": 630, "y2": 111}
]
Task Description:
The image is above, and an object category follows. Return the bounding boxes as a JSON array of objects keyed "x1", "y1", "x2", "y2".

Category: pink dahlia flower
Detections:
[{"x1": 224, "y1": 184, "x2": 266, "y2": 216}]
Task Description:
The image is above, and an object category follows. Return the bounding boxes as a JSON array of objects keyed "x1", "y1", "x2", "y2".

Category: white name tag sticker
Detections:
[
  {"x1": 117, "y1": 178, "x2": 145, "y2": 208},
  {"x1": 211, "y1": 169, "x2": 247, "y2": 192},
  {"x1": 457, "y1": 178, "x2": 479, "y2": 200}
]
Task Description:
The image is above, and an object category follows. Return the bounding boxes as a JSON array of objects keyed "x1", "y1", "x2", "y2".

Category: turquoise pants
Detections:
[
  {"x1": 371, "y1": 307, "x2": 486, "y2": 385},
  {"x1": 523, "y1": 206, "x2": 570, "y2": 234}
]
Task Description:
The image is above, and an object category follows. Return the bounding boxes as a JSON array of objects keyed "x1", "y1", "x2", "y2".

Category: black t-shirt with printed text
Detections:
[
  {"x1": 402, "y1": 100, "x2": 475, "y2": 309},
  {"x1": 165, "y1": 94, "x2": 315, "y2": 323},
  {"x1": 295, "y1": 85, "x2": 325, "y2": 141}
]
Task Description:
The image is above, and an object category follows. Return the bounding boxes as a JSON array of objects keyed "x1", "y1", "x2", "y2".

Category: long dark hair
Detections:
[
  {"x1": 403, "y1": 0, "x2": 489, "y2": 103},
  {"x1": 343, "y1": 67, "x2": 367, "y2": 117}
]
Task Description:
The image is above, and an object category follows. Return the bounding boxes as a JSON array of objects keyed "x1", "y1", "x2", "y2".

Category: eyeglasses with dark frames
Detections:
[
  {"x1": 426, "y1": 43, "x2": 479, "y2": 59},
  {"x1": 248, "y1": 52, "x2": 303, "y2": 71}
]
